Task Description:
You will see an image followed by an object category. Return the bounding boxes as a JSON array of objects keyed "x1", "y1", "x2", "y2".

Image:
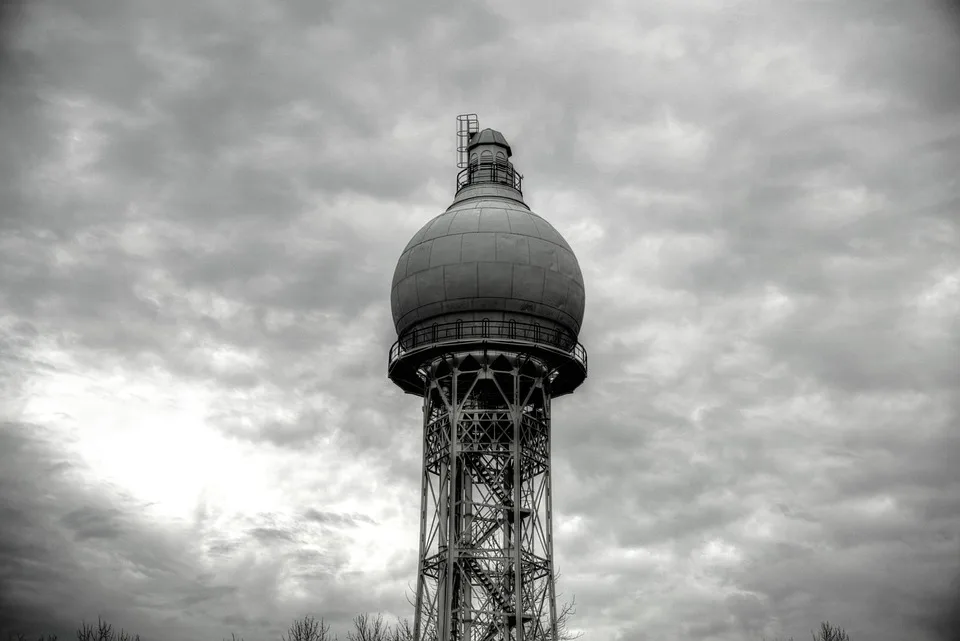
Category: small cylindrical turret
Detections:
[{"x1": 459, "y1": 128, "x2": 521, "y2": 194}]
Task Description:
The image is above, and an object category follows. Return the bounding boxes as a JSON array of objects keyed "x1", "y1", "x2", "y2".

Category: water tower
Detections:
[{"x1": 387, "y1": 115, "x2": 588, "y2": 641}]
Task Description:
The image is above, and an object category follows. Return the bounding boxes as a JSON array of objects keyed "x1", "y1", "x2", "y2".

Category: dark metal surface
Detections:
[
  {"x1": 388, "y1": 319, "x2": 588, "y2": 398},
  {"x1": 390, "y1": 199, "x2": 586, "y2": 339},
  {"x1": 396, "y1": 318, "x2": 580, "y2": 352},
  {"x1": 465, "y1": 128, "x2": 513, "y2": 156}
]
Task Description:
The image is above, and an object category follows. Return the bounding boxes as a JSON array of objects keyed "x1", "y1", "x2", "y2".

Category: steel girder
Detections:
[{"x1": 413, "y1": 351, "x2": 559, "y2": 641}]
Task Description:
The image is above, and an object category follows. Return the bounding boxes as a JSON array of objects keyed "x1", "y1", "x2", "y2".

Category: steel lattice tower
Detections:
[{"x1": 388, "y1": 116, "x2": 587, "y2": 641}]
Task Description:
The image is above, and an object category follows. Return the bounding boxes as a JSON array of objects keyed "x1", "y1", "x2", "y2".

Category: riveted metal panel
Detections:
[
  {"x1": 439, "y1": 297, "x2": 474, "y2": 314},
  {"x1": 421, "y1": 214, "x2": 455, "y2": 242},
  {"x1": 527, "y1": 237, "x2": 560, "y2": 272},
  {"x1": 506, "y1": 210, "x2": 539, "y2": 237},
  {"x1": 394, "y1": 251, "x2": 411, "y2": 281},
  {"x1": 477, "y1": 262, "x2": 513, "y2": 298},
  {"x1": 501, "y1": 300, "x2": 547, "y2": 323},
  {"x1": 496, "y1": 233, "x2": 530, "y2": 264},
  {"x1": 470, "y1": 296, "x2": 507, "y2": 313},
  {"x1": 396, "y1": 275, "x2": 419, "y2": 317},
  {"x1": 467, "y1": 128, "x2": 511, "y2": 152},
  {"x1": 451, "y1": 184, "x2": 521, "y2": 207},
  {"x1": 447, "y1": 209, "x2": 481, "y2": 234},
  {"x1": 557, "y1": 247, "x2": 581, "y2": 280},
  {"x1": 429, "y1": 233, "x2": 462, "y2": 268},
  {"x1": 567, "y1": 281, "x2": 585, "y2": 327},
  {"x1": 531, "y1": 216, "x2": 572, "y2": 251},
  {"x1": 405, "y1": 240, "x2": 434, "y2": 275},
  {"x1": 391, "y1": 198, "x2": 586, "y2": 335},
  {"x1": 478, "y1": 208, "x2": 512, "y2": 233},
  {"x1": 542, "y1": 269, "x2": 569, "y2": 311},
  {"x1": 390, "y1": 285, "x2": 402, "y2": 320},
  {"x1": 403, "y1": 219, "x2": 434, "y2": 251},
  {"x1": 416, "y1": 266, "x2": 446, "y2": 307},
  {"x1": 461, "y1": 232, "x2": 497, "y2": 263},
  {"x1": 443, "y1": 263, "x2": 478, "y2": 300},
  {"x1": 512, "y1": 265, "x2": 546, "y2": 308},
  {"x1": 415, "y1": 301, "x2": 444, "y2": 322}
]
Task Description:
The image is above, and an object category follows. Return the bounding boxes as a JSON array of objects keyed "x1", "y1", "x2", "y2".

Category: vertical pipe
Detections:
[
  {"x1": 463, "y1": 469, "x2": 473, "y2": 641},
  {"x1": 438, "y1": 455, "x2": 449, "y2": 641},
  {"x1": 512, "y1": 362, "x2": 524, "y2": 641},
  {"x1": 545, "y1": 393, "x2": 558, "y2": 640},
  {"x1": 441, "y1": 363, "x2": 459, "y2": 641},
  {"x1": 414, "y1": 389, "x2": 431, "y2": 641},
  {"x1": 502, "y1": 455, "x2": 512, "y2": 640},
  {"x1": 452, "y1": 464, "x2": 462, "y2": 641}
]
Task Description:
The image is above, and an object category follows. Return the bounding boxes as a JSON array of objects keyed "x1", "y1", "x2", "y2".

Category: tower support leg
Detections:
[{"x1": 413, "y1": 351, "x2": 558, "y2": 641}]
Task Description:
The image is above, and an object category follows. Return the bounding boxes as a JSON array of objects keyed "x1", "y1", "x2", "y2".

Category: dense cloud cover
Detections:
[{"x1": 1, "y1": 0, "x2": 958, "y2": 639}]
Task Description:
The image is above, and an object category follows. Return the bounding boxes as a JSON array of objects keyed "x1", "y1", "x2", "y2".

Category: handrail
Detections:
[
  {"x1": 456, "y1": 160, "x2": 523, "y2": 194},
  {"x1": 388, "y1": 319, "x2": 587, "y2": 373}
]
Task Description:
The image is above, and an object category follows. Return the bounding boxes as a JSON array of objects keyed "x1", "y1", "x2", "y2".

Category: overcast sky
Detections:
[{"x1": 1, "y1": 1, "x2": 959, "y2": 640}]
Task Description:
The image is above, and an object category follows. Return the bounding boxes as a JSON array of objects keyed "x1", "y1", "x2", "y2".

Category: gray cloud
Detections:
[
  {"x1": 302, "y1": 509, "x2": 376, "y2": 528},
  {"x1": 0, "y1": 0, "x2": 958, "y2": 640}
]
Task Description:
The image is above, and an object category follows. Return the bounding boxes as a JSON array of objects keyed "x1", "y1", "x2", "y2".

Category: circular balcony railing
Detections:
[
  {"x1": 388, "y1": 318, "x2": 587, "y2": 373},
  {"x1": 456, "y1": 160, "x2": 523, "y2": 194}
]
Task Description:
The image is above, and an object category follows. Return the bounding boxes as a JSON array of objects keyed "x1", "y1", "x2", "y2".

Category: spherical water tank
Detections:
[{"x1": 390, "y1": 135, "x2": 585, "y2": 343}]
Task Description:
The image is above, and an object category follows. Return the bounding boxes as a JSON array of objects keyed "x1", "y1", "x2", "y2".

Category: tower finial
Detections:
[{"x1": 454, "y1": 119, "x2": 523, "y2": 196}]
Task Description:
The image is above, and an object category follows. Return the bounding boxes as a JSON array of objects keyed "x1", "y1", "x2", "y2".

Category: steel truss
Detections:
[{"x1": 413, "y1": 350, "x2": 559, "y2": 641}]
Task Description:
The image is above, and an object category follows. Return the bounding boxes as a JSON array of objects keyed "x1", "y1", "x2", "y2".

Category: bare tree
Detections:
[
  {"x1": 346, "y1": 613, "x2": 389, "y2": 641},
  {"x1": 75, "y1": 618, "x2": 139, "y2": 641},
  {"x1": 223, "y1": 634, "x2": 244, "y2": 641},
  {"x1": 811, "y1": 621, "x2": 850, "y2": 641},
  {"x1": 283, "y1": 616, "x2": 336, "y2": 641},
  {"x1": 389, "y1": 618, "x2": 413, "y2": 641},
  {"x1": 348, "y1": 614, "x2": 419, "y2": 641},
  {"x1": 554, "y1": 596, "x2": 582, "y2": 641},
  {"x1": 401, "y1": 573, "x2": 582, "y2": 640}
]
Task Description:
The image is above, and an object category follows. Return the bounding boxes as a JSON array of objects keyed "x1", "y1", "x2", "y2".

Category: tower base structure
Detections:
[{"x1": 413, "y1": 350, "x2": 561, "y2": 641}]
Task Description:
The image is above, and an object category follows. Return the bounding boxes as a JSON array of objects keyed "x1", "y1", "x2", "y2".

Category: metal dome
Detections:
[
  {"x1": 467, "y1": 128, "x2": 513, "y2": 156},
  {"x1": 390, "y1": 186, "x2": 585, "y2": 341}
]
